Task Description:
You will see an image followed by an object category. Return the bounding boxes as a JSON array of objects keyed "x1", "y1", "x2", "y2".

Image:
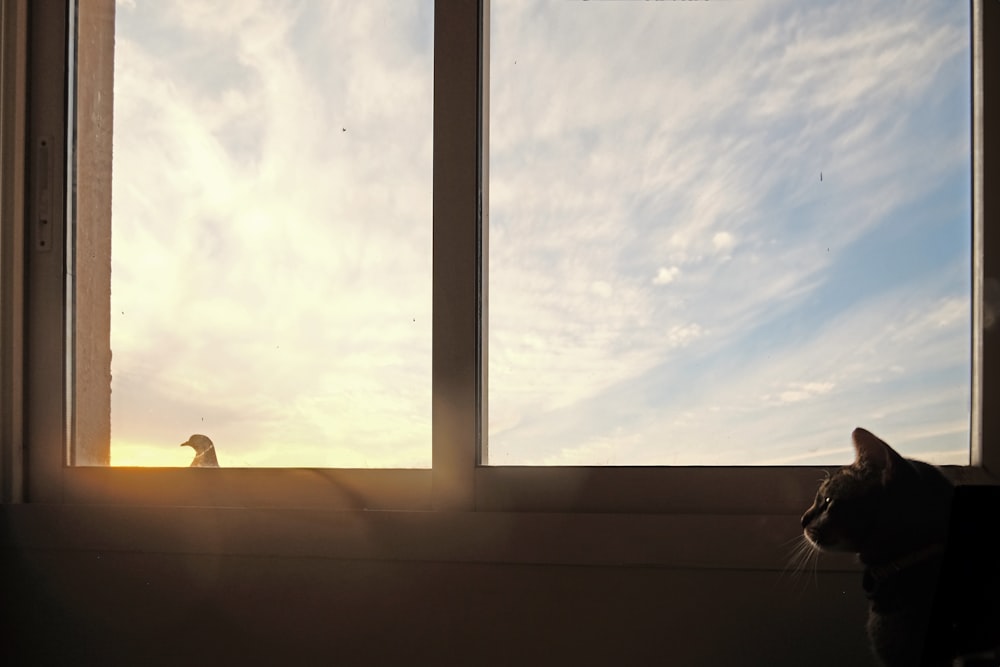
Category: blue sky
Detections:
[
  {"x1": 487, "y1": 0, "x2": 971, "y2": 465},
  {"x1": 108, "y1": 0, "x2": 971, "y2": 467}
]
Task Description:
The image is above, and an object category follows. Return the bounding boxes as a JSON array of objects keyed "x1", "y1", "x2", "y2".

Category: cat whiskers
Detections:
[{"x1": 781, "y1": 532, "x2": 822, "y2": 591}]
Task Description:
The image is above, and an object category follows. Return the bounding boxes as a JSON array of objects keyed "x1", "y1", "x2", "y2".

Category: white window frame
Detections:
[{"x1": 2, "y1": 0, "x2": 995, "y2": 527}]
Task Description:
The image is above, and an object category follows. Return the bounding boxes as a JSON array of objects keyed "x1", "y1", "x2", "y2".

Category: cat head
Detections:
[{"x1": 800, "y1": 428, "x2": 952, "y2": 563}]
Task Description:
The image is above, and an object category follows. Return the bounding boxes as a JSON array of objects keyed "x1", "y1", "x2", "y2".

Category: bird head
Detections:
[
  {"x1": 180, "y1": 434, "x2": 219, "y2": 467},
  {"x1": 180, "y1": 434, "x2": 214, "y2": 454}
]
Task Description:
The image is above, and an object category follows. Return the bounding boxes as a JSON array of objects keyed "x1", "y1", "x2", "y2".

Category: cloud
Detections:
[
  {"x1": 489, "y1": 272, "x2": 970, "y2": 466},
  {"x1": 712, "y1": 232, "x2": 736, "y2": 253},
  {"x1": 590, "y1": 281, "x2": 613, "y2": 298},
  {"x1": 487, "y1": 0, "x2": 971, "y2": 465},
  {"x1": 109, "y1": 1, "x2": 433, "y2": 466},
  {"x1": 770, "y1": 382, "x2": 836, "y2": 406},
  {"x1": 665, "y1": 323, "x2": 703, "y2": 348},
  {"x1": 107, "y1": 0, "x2": 972, "y2": 468},
  {"x1": 653, "y1": 266, "x2": 681, "y2": 285}
]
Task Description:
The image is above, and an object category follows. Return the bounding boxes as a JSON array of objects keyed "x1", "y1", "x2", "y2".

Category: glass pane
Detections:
[
  {"x1": 488, "y1": 1, "x2": 971, "y2": 465},
  {"x1": 77, "y1": 0, "x2": 433, "y2": 467}
]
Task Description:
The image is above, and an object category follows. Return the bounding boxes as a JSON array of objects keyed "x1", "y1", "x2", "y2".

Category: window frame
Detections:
[{"x1": 5, "y1": 0, "x2": 996, "y2": 519}]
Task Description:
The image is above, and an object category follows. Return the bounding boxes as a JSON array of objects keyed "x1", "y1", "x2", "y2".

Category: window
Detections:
[
  {"x1": 6, "y1": 0, "x2": 996, "y2": 513},
  {"x1": 83, "y1": 1, "x2": 434, "y2": 469},
  {"x1": 488, "y1": 0, "x2": 973, "y2": 466}
]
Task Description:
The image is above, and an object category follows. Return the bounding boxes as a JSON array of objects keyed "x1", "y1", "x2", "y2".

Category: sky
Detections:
[{"x1": 106, "y1": 0, "x2": 971, "y2": 467}]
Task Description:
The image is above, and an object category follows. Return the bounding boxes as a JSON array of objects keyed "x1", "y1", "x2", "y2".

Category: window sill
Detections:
[{"x1": 0, "y1": 503, "x2": 860, "y2": 573}]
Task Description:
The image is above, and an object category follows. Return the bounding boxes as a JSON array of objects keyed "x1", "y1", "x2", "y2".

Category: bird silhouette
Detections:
[{"x1": 180, "y1": 434, "x2": 219, "y2": 467}]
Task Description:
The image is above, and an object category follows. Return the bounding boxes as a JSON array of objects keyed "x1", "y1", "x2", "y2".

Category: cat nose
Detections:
[{"x1": 800, "y1": 511, "x2": 812, "y2": 528}]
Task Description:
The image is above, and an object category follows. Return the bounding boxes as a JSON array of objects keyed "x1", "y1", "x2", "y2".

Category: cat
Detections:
[{"x1": 800, "y1": 427, "x2": 999, "y2": 667}]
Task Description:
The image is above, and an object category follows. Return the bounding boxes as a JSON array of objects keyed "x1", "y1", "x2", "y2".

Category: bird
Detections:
[{"x1": 180, "y1": 434, "x2": 219, "y2": 467}]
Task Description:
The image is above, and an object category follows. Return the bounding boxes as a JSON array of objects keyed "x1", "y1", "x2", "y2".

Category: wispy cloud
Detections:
[
  {"x1": 110, "y1": 0, "x2": 433, "y2": 466},
  {"x1": 487, "y1": 0, "x2": 971, "y2": 465},
  {"x1": 652, "y1": 266, "x2": 680, "y2": 286},
  {"x1": 108, "y1": 0, "x2": 970, "y2": 468}
]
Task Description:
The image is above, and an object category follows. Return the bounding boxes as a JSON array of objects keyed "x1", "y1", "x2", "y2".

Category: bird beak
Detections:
[{"x1": 179, "y1": 439, "x2": 189, "y2": 448}]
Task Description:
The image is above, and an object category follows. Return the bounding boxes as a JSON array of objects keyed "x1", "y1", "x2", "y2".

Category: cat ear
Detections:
[{"x1": 852, "y1": 427, "x2": 904, "y2": 482}]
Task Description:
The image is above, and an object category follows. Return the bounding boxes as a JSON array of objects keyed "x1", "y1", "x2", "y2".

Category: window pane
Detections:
[
  {"x1": 76, "y1": 0, "x2": 433, "y2": 467},
  {"x1": 488, "y1": 0, "x2": 971, "y2": 465}
]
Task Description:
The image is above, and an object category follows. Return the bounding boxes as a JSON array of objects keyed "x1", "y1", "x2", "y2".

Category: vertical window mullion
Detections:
[
  {"x1": 432, "y1": 0, "x2": 487, "y2": 510},
  {"x1": 0, "y1": 0, "x2": 28, "y2": 503},
  {"x1": 69, "y1": 0, "x2": 113, "y2": 467},
  {"x1": 24, "y1": 0, "x2": 70, "y2": 501},
  {"x1": 974, "y1": 0, "x2": 998, "y2": 474}
]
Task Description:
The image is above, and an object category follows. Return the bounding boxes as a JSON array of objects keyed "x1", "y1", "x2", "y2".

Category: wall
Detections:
[{"x1": 1, "y1": 505, "x2": 874, "y2": 667}]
